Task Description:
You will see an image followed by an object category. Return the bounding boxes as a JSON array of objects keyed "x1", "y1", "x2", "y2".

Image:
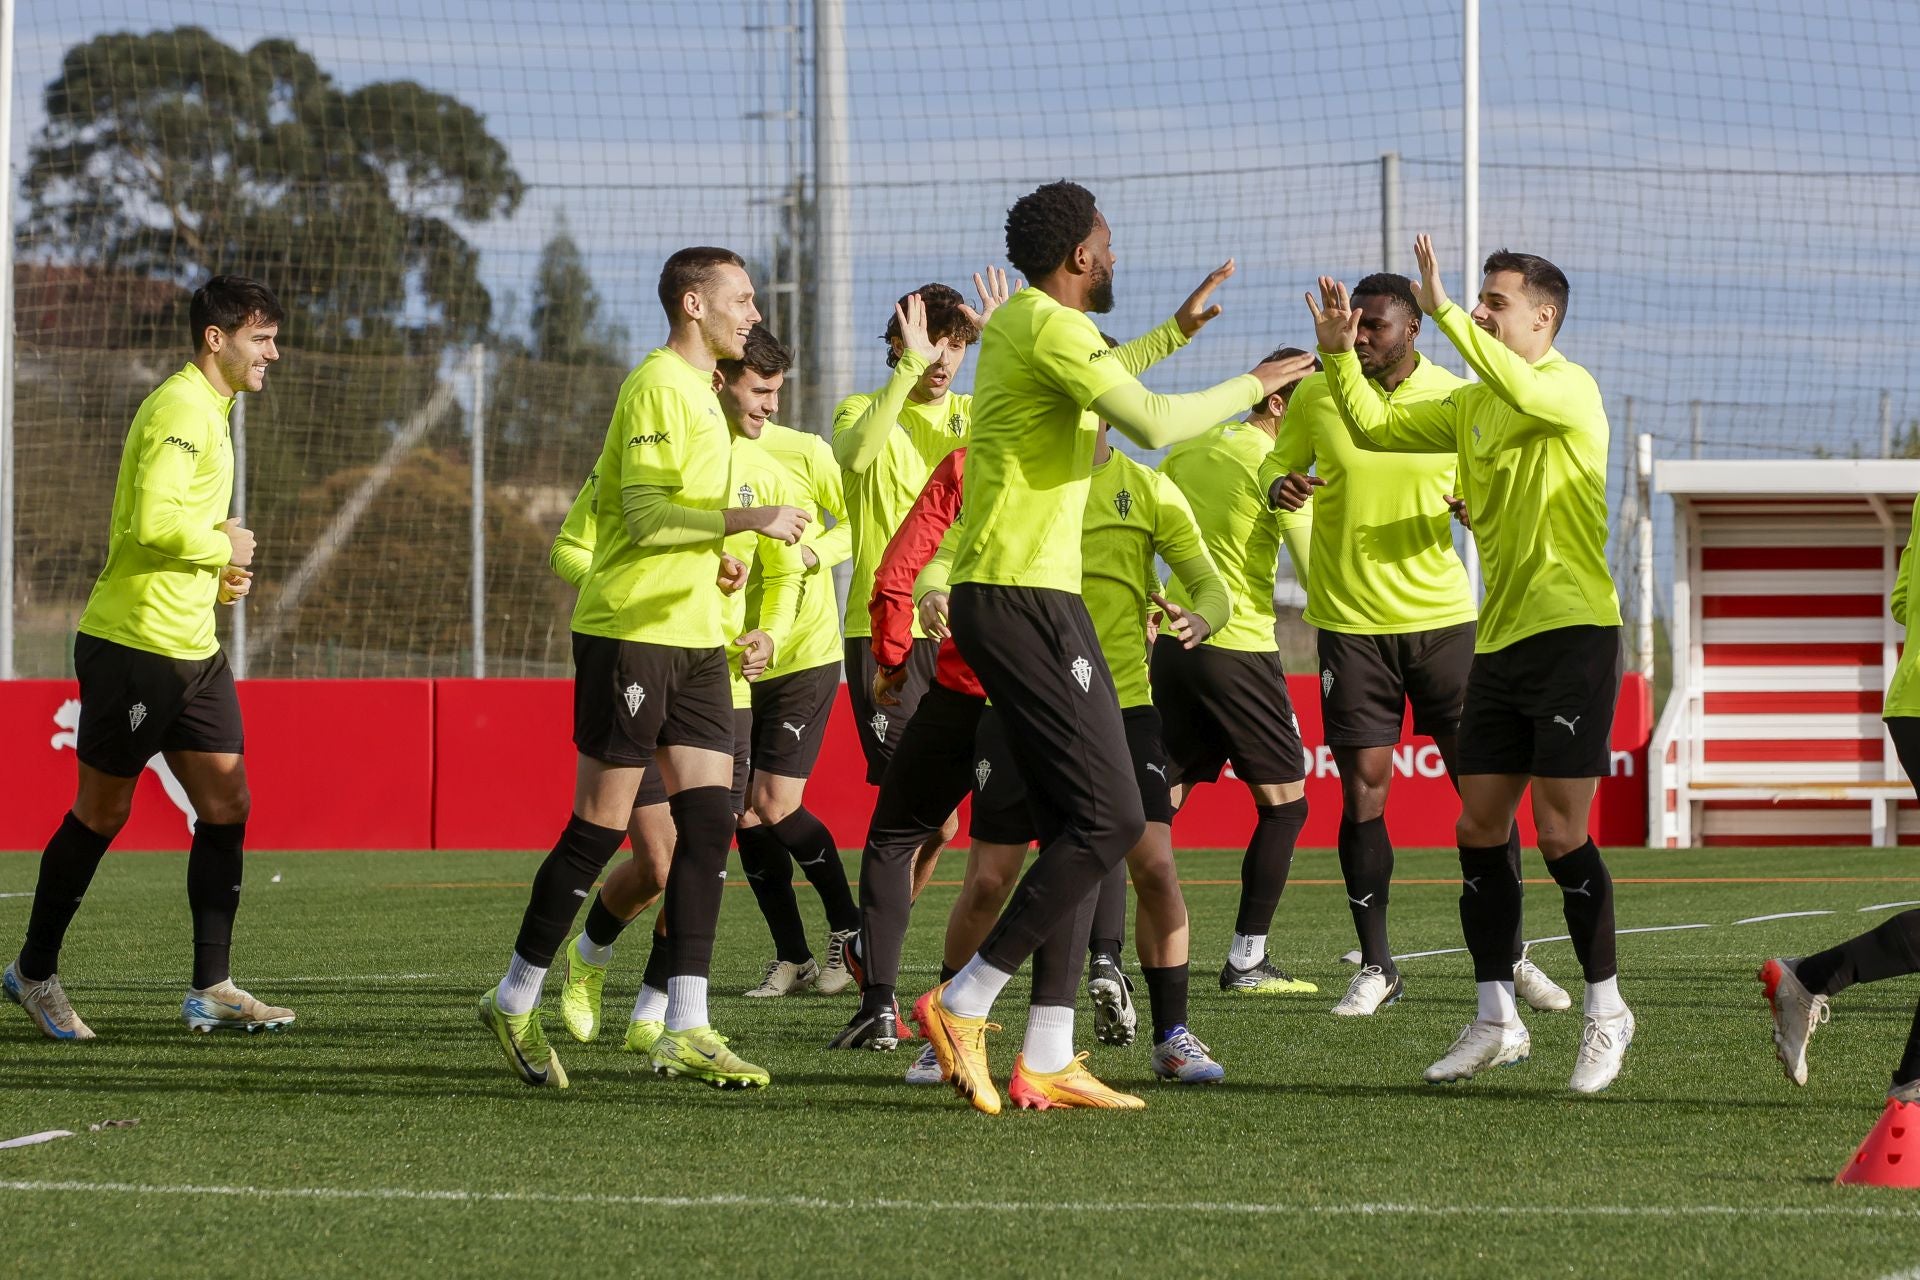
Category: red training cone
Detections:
[{"x1": 1837, "y1": 1099, "x2": 1920, "y2": 1187}]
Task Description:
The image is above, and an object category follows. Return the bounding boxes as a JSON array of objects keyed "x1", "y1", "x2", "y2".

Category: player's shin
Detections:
[
  {"x1": 1458, "y1": 843, "x2": 1523, "y2": 1022},
  {"x1": 17, "y1": 813, "x2": 114, "y2": 981},
  {"x1": 1338, "y1": 815, "x2": 1394, "y2": 971},
  {"x1": 186, "y1": 820, "x2": 246, "y2": 990},
  {"x1": 1547, "y1": 839, "x2": 1622, "y2": 1014},
  {"x1": 660, "y1": 786, "x2": 735, "y2": 1029}
]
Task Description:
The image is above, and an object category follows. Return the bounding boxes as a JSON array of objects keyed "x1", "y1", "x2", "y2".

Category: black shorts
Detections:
[
  {"x1": 73, "y1": 632, "x2": 244, "y2": 777},
  {"x1": 1456, "y1": 625, "x2": 1623, "y2": 778},
  {"x1": 971, "y1": 704, "x2": 1175, "y2": 846},
  {"x1": 1150, "y1": 638, "x2": 1306, "y2": 787},
  {"x1": 1891, "y1": 718, "x2": 1920, "y2": 799},
  {"x1": 748, "y1": 661, "x2": 840, "y2": 779},
  {"x1": 1317, "y1": 621, "x2": 1476, "y2": 748},
  {"x1": 843, "y1": 636, "x2": 941, "y2": 784},
  {"x1": 635, "y1": 707, "x2": 752, "y2": 816},
  {"x1": 571, "y1": 633, "x2": 734, "y2": 768},
  {"x1": 948, "y1": 583, "x2": 1144, "y2": 852}
]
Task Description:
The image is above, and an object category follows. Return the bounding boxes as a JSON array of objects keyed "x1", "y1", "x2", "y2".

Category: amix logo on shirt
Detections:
[
  {"x1": 1088, "y1": 348, "x2": 1112, "y2": 362},
  {"x1": 627, "y1": 432, "x2": 671, "y2": 446},
  {"x1": 162, "y1": 436, "x2": 200, "y2": 455}
]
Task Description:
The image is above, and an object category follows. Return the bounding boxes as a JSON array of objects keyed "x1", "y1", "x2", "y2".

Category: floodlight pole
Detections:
[
  {"x1": 1460, "y1": 0, "x2": 1483, "y2": 602},
  {"x1": 0, "y1": 0, "x2": 16, "y2": 679},
  {"x1": 469, "y1": 344, "x2": 487, "y2": 679},
  {"x1": 814, "y1": 0, "x2": 853, "y2": 616}
]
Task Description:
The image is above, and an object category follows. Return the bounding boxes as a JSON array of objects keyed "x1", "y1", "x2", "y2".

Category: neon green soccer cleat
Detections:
[
  {"x1": 621, "y1": 1018, "x2": 667, "y2": 1056},
  {"x1": 557, "y1": 935, "x2": 608, "y2": 1043},
  {"x1": 649, "y1": 1025, "x2": 769, "y2": 1089},
  {"x1": 477, "y1": 991, "x2": 568, "y2": 1089}
]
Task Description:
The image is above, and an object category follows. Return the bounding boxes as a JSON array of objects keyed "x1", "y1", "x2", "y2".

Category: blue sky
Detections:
[{"x1": 14, "y1": 0, "x2": 1920, "y2": 590}]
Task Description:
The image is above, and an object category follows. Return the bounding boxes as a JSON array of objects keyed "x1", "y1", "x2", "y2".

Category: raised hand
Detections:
[
  {"x1": 1249, "y1": 349, "x2": 1321, "y2": 399},
  {"x1": 1267, "y1": 471, "x2": 1326, "y2": 513},
  {"x1": 1150, "y1": 591, "x2": 1212, "y2": 650},
  {"x1": 1413, "y1": 233, "x2": 1450, "y2": 315},
  {"x1": 960, "y1": 266, "x2": 1020, "y2": 329},
  {"x1": 1175, "y1": 259, "x2": 1236, "y2": 338},
  {"x1": 734, "y1": 628, "x2": 776, "y2": 681},
  {"x1": 894, "y1": 292, "x2": 940, "y2": 363},
  {"x1": 1304, "y1": 276, "x2": 1361, "y2": 353}
]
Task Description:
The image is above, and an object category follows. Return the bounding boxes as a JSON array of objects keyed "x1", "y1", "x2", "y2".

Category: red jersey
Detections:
[{"x1": 868, "y1": 449, "x2": 983, "y2": 699}]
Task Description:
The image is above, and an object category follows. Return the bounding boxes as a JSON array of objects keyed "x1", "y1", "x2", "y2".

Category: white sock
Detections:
[
  {"x1": 576, "y1": 932, "x2": 614, "y2": 968},
  {"x1": 664, "y1": 975, "x2": 709, "y2": 1031},
  {"x1": 1022, "y1": 1004, "x2": 1076, "y2": 1073},
  {"x1": 1476, "y1": 979, "x2": 1519, "y2": 1024},
  {"x1": 631, "y1": 983, "x2": 667, "y2": 1023},
  {"x1": 1228, "y1": 933, "x2": 1267, "y2": 970},
  {"x1": 495, "y1": 954, "x2": 547, "y2": 1016},
  {"x1": 1583, "y1": 975, "x2": 1626, "y2": 1018},
  {"x1": 943, "y1": 955, "x2": 1014, "y2": 1018}
]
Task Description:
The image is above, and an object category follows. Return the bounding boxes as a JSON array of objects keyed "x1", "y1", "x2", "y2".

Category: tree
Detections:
[
  {"x1": 529, "y1": 223, "x2": 627, "y2": 367},
  {"x1": 21, "y1": 27, "x2": 523, "y2": 354}
]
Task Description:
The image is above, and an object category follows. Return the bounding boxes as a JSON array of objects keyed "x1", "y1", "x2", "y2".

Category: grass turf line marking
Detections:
[
  {"x1": 0, "y1": 1132, "x2": 74, "y2": 1151},
  {"x1": 1861, "y1": 901, "x2": 1920, "y2": 912},
  {"x1": 1735, "y1": 911, "x2": 1836, "y2": 925},
  {"x1": 2, "y1": 1180, "x2": 1918, "y2": 1220}
]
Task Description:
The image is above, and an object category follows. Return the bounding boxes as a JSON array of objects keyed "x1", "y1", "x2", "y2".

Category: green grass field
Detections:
[{"x1": 5, "y1": 845, "x2": 1920, "y2": 1278}]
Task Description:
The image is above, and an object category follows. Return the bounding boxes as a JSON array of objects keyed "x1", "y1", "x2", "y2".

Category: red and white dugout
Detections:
[{"x1": 1650, "y1": 460, "x2": 1919, "y2": 847}]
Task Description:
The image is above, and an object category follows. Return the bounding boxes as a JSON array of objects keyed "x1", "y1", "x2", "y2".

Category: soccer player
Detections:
[
  {"x1": 3, "y1": 276, "x2": 291, "y2": 1040},
  {"x1": 1757, "y1": 494, "x2": 1920, "y2": 1098},
  {"x1": 1308, "y1": 236, "x2": 1631, "y2": 1092},
  {"x1": 833, "y1": 272, "x2": 1011, "y2": 886},
  {"x1": 915, "y1": 179, "x2": 1316, "y2": 1115},
  {"x1": 1256, "y1": 272, "x2": 1570, "y2": 1018},
  {"x1": 917, "y1": 412, "x2": 1236, "y2": 1092},
  {"x1": 476, "y1": 247, "x2": 808, "y2": 1091},
  {"x1": 1153, "y1": 351, "x2": 1318, "y2": 996}
]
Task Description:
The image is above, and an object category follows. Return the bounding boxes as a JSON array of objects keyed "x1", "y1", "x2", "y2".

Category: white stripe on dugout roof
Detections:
[
  {"x1": 1698, "y1": 570, "x2": 1888, "y2": 596},
  {"x1": 1703, "y1": 667, "x2": 1883, "y2": 692},
  {"x1": 1701, "y1": 618, "x2": 1883, "y2": 644},
  {"x1": 1700, "y1": 713, "x2": 1886, "y2": 741}
]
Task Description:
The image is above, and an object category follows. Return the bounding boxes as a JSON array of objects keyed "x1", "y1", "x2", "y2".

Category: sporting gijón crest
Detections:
[
  {"x1": 624, "y1": 683, "x2": 646, "y2": 716},
  {"x1": 1113, "y1": 489, "x2": 1133, "y2": 519},
  {"x1": 736, "y1": 483, "x2": 756, "y2": 508}
]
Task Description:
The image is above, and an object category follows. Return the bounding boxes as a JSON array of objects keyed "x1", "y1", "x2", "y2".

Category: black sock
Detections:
[
  {"x1": 662, "y1": 787, "x2": 735, "y2": 978},
  {"x1": 1506, "y1": 825, "x2": 1527, "y2": 965},
  {"x1": 1090, "y1": 861, "x2": 1127, "y2": 962},
  {"x1": 1458, "y1": 843, "x2": 1522, "y2": 983},
  {"x1": 1141, "y1": 964, "x2": 1190, "y2": 1042},
  {"x1": 17, "y1": 813, "x2": 114, "y2": 982},
  {"x1": 1547, "y1": 839, "x2": 1617, "y2": 983},
  {"x1": 513, "y1": 815, "x2": 626, "y2": 968},
  {"x1": 186, "y1": 820, "x2": 246, "y2": 989},
  {"x1": 1337, "y1": 815, "x2": 1394, "y2": 973},
  {"x1": 642, "y1": 923, "x2": 671, "y2": 992},
  {"x1": 773, "y1": 808, "x2": 859, "y2": 934},
  {"x1": 939, "y1": 963, "x2": 959, "y2": 983},
  {"x1": 582, "y1": 894, "x2": 631, "y2": 949},
  {"x1": 1796, "y1": 909, "x2": 1920, "y2": 996},
  {"x1": 736, "y1": 824, "x2": 811, "y2": 964},
  {"x1": 1236, "y1": 798, "x2": 1307, "y2": 936}
]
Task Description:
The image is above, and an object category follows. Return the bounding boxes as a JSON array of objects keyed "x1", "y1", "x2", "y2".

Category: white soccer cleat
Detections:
[
  {"x1": 3, "y1": 962, "x2": 96, "y2": 1041},
  {"x1": 903, "y1": 1041, "x2": 944, "y2": 1085},
  {"x1": 1513, "y1": 950, "x2": 1572, "y2": 1012},
  {"x1": 181, "y1": 980, "x2": 294, "y2": 1033},
  {"x1": 744, "y1": 957, "x2": 819, "y2": 998},
  {"x1": 1568, "y1": 1008, "x2": 1636, "y2": 1094},
  {"x1": 814, "y1": 930, "x2": 859, "y2": 995},
  {"x1": 1331, "y1": 965, "x2": 1404, "y2": 1017},
  {"x1": 1757, "y1": 957, "x2": 1828, "y2": 1087},
  {"x1": 1424, "y1": 1018, "x2": 1530, "y2": 1083}
]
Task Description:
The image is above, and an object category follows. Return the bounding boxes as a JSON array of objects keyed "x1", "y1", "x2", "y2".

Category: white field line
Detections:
[
  {"x1": 1860, "y1": 902, "x2": 1920, "y2": 913},
  {"x1": 1392, "y1": 922, "x2": 1712, "y2": 962},
  {"x1": 1735, "y1": 911, "x2": 1836, "y2": 925},
  {"x1": 0, "y1": 1179, "x2": 1916, "y2": 1221},
  {"x1": 0, "y1": 1132, "x2": 74, "y2": 1151}
]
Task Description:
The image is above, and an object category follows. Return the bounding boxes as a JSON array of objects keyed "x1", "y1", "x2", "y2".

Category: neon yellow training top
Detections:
[
  {"x1": 570, "y1": 348, "x2": 734, "y2": 648},
  {"x1": 1258, "y1": 356, "x2": 1477, "y2": 635},
  {"x1": 1321, "y1": 302, "x2": 1622, "y2": 653},
  {"x1": 725, "y1": 433, "x2": 806, "y2": 707},
  {"x1": 1887, "y1": 496, "x2": 1920, "y2": 719},
  {"x1": 753, "y1": 421, "x2": 850, "y2": 677},
  {"x1": 78, "y1": 362, "x2": 238, "y2": 660}
]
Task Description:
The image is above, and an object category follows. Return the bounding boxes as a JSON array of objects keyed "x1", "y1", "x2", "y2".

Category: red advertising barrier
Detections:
[
  {"x1": 0, "y1": 679, "x2": 432, "y2": 851},
  {"x1": 1, "y1": 673, "x2": 1650, "y2": 852}
]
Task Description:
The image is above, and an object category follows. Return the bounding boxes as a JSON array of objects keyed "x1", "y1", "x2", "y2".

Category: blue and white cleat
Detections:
[
  {"x1": 1149, "y1": 1026, "x2": 1226, "y2": 1084},
  {"x1": 182, "y1": 980, "x2": 295, "y2": 1034},
  {"x1": 3, "y1": 961, "x2": 96, "y2": 1041}
]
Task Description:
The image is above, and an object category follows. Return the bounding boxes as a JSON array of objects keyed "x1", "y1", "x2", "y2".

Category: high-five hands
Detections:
[
  {"x1": 893, "y1": 292, "x2": 939, "y2": 363},
  {"x1": 1176, "y1": 260, "x2": 1237, "y2": 339},
  {"x1": 1304, "y1": 277, "x2": 1361, "y2": 353},
  {"x1": 960, "y1": 266, "x2": 1021, "y2": 329},
  {"x1": 1412, "y1": 234, "x2": 1450, "y2": 315}
]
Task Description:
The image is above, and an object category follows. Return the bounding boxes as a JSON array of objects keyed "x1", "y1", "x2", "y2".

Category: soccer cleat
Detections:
[
  {"x1": 557, "y1": 935, "x2": 607, "y2": 1043},
  {"x1": 904, "y1": 1041, "x2": 945, "y2": 1085},
  {"x1": 1219, "y1": 956, "x2": 1318, "y2": 995},
  {"x1": 1757, "y1": 957, "x2": 1829, "y2": 1087},
  {"x1": 2, "y1": 962, "x2": 96, "y2": 1042},
  {"x1": 649, "y1": 1025, "x2": 769, "y2": 1089},
  {"x1": 1424, "y1": 1018, "x2": 1531, "y2": 1084},
  {"x1": 1331, "y1": 965, "x2": 1404, "y2": 1017},
  {"x1": 1150, "y1": 1027, "x2": 1226, "y2": 1085},
  {"x1": 744, "y1": 957, "x2": 819, "y2": 998},
  {"x1": 477, "y1": 991, "x2": 567, "y2": 1088},
  {"x1": 826, "y1": 1003, "x2": 901, "y2": 1051},
  {"x1": 1513, "y1": 950, "x2": 1573, "y2": 1012},
  {"x1": 1568, "y1": 1008, "x2": 1636, "y2": 1094},
  {"x1": 815, "y1": 929, "x2": 860, "y2": 995},
  {"x1": 182, "y1": 981, "x2": 295, "y2": 1034},
  {"x1": 1087, "y1": 954, "x2": 1138, "y2": 1046},
  {"x1": 912, "y1": 983, "x2": 1002, "y2": 1115},
  {"x1": 1009, "y1": 1052, "x2": 1147, "y2": 1110},
  {"x1": 621, "y1": 1018, "x2": 667, "y2": 1056}
]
